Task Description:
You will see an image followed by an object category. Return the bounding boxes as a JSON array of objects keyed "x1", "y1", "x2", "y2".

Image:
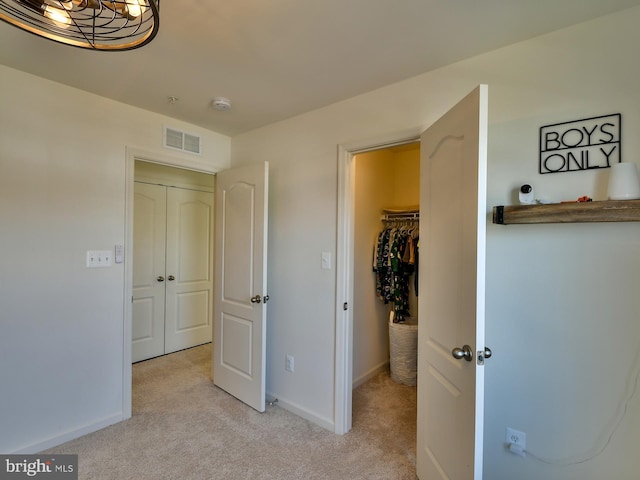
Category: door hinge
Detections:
[{"x1": 343, "y1": 302, "x2": 348, "y2": 311}]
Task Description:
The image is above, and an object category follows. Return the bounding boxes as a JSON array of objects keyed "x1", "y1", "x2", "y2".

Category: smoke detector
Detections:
[{"x1": 211, "y1": 97, "x2": 232, "y2": 111}]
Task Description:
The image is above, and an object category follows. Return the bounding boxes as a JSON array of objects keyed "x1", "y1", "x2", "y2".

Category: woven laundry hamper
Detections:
[{"x1": 389, "y1": 318, "x2": 418, "y2": 386}]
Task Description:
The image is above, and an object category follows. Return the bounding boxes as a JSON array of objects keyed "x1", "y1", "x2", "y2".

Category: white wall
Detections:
[
  {"x1": 232, "y1": 7, "x2": 640, "y2": 480},
  {"x1": 0, "y1": 65, "x2": 230, "y2": 453}
]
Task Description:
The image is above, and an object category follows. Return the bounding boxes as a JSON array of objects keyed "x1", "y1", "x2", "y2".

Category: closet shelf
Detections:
[
  {"x1": 382, "y1": 206, "x2": 419, "y2": 214},
  {"x1": 492, "y1": 199, "x2": 640, "y2": 225}
]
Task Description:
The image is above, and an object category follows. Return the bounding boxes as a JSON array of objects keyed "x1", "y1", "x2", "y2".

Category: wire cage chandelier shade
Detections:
[{"x1": 0, "y1": 0, "x2": 159, "y2": 50}]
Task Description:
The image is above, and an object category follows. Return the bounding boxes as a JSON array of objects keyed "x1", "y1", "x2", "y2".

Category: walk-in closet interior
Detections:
[{"x1": 352, "y1": 142, "x2": 420, "y2": 428}]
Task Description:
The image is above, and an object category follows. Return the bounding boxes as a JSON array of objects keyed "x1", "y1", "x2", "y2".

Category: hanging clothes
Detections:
[{"x1": 373, "y1": 222, "x2": 419, "y2": 323}]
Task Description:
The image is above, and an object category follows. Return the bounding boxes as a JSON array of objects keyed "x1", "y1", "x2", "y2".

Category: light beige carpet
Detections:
[{"x1": 45, "y1": 344, "x2": 417, "y2": 479}]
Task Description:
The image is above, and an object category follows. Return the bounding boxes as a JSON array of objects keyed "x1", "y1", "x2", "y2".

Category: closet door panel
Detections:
[
  {"x1": 176, "y1": 290, "x2": 210, "y2": 330},
  {"x1": 164, "y1": 187, "x2": 214, "y2": 354},
  {"x1": 132, "y1": 298, "x2": 154, "y2": 340},
  {"x1": 132, "y1": 182, "x2": 167, "y2": 362}
]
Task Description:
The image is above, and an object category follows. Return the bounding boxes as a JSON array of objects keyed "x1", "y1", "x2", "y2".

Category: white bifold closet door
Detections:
[{"x1": 132, "y1": 182, "x2": 214, "y2": 363}]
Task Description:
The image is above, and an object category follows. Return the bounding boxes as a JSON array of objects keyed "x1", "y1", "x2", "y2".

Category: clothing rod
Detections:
[{"x1": 381, "y1": 212, "x2": 419, "y2": 221}]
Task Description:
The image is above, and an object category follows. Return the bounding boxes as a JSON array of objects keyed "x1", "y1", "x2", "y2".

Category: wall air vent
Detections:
[{"x1": 163, "y1": 127, "x2": 201, "y2": 155}]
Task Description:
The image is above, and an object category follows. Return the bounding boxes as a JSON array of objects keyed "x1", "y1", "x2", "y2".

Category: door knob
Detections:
[
  {"x1": 157, "y1": 276, "x2": 165, "y2": 282},
  {"x1": 451, "y1": 344, "x2": 473, "y2": 362},
  {"x1": 168, "y1": 275, "x2": 175, "y2": 281},
  {"x1": 250, "y1": 295, "x2": 262, "y2": 304},
  {"x1": 483, "y1": 347, "x2": 492, "y2": 359}
]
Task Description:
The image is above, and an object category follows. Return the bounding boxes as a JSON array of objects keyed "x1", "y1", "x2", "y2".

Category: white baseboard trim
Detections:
[
  {"x1": 10, "y1": 412, "x2": 125, "y2": 454},
  {"x1": 352, "y1": 361, "x2": 389, "y2": 389},
  {"x1": 266, "y1": 391, "x2": 334, "y2": 432}
]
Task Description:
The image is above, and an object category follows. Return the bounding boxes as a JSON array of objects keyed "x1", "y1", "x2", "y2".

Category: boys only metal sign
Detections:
[{"x1": 539, "y1": 114, "x2": 621, "y2": 174}]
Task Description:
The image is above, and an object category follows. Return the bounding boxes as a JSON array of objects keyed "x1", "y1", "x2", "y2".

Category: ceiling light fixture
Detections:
[{"x1": 0, "y1": 0, "x2": 159, "y2": 50}]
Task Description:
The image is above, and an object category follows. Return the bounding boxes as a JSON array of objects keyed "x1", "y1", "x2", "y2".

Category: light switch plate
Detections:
[{"x1": 87, "y1": 250, "x2": 112, "y2": 268}]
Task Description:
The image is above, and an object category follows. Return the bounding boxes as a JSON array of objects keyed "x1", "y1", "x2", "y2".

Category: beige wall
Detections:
[{"x1": 391, "y1": 144, "x2": 420, "y2": 207}]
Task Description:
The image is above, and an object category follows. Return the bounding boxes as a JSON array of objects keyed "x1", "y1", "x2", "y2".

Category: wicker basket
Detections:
[{"x1": 389, "y1": 318, "x2": 418, "y2": 386}]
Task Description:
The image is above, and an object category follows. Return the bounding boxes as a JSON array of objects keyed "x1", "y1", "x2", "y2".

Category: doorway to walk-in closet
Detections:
[
  {"x1": 351, "y1": 141, "x2": 419, "y2": 453},
  {"x1": 132, "y1": 160, "x2": 215, "y2": 364}
]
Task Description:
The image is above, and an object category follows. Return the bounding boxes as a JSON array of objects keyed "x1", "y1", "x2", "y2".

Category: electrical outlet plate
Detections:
[
  {"x1": 506, "y1": 427, "x2": 526, "y2": 449},
  {"x1": 285, "y1": 354, "x2": 294, "y2": 372},
  {"x1": 321, "y1": 252, "x2": 331, "y2": 270}
]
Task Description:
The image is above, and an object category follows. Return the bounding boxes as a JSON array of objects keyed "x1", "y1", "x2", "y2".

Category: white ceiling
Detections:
[{"x1": 1, "y1": 0, "x2": 639, "y2": 136}]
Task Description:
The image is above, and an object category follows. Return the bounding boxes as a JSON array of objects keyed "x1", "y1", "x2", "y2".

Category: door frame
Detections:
[
  {"x1": 123, "y1": 147, "x2": 222, "y2": 418},
  {"x1": 334, "y1": 131, "x2": 420, "y2": 434}
]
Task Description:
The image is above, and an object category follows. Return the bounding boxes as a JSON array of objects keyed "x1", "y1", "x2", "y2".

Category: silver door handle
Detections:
[
  {"x1": 168, "y1": 275, "x2": 175, "y2": 281},
  {"x1": 451, "y1": 344, "x2": 473, "y2": 362},
  {"x1": 250, "y1": 295, "x2": 262, "y2": 304},
  {"x1": 157, "y1": 276, "x2": 165, "y2": 282}
]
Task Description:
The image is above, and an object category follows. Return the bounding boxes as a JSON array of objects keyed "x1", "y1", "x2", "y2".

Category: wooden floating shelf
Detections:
[{"x1": 492, "y1": 200, "x2": 640, "y2": 225}]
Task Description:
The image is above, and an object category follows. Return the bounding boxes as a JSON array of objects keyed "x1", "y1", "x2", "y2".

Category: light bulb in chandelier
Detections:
[
  {"x1": 43, "y1": 1, "x2": 72, "y2": 29},
  {"x1": 103, "y1": 0, "x2": 147, "y2": 19},
  {"x1": 126, "y1": 0, "x2": 146, "y2": 18}
]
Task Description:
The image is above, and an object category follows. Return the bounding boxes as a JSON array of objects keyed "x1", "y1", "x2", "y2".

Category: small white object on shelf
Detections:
[{"x1": 608, "y1": 162, "x2": 640, "y2": 200}]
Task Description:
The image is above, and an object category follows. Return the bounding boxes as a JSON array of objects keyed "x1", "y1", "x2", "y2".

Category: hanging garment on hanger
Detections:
[
  {"x1": 374, "y1": 223, "x2": 418, "y2": 322},
  {"x1": 374, "y1": 228, "x2": 392, "y2": 302}
]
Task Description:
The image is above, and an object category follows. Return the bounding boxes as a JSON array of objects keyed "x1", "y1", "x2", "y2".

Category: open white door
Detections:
[
  {"x1": 417, "y1": 85, "x2": 488, "y2": 480},
  {"x1": 213, "y1": 162, "x2": 269, "y2": 412}
]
